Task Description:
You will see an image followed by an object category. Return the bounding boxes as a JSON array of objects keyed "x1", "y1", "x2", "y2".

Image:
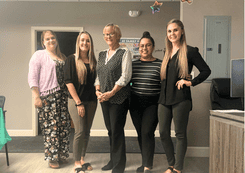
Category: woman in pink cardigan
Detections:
[{"x1": 28, "y1": 30, "x2": 71, "y2": 169}]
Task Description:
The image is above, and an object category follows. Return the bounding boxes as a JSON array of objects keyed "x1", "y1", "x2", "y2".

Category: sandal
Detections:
[
  {"x1": 74, "y1": 167, "x2": 85, "y2": 173},
  {"x1": 48, "y1": 160, "x2": 59, "y2": 169},
  {"x1": 173, "y1": 169, "x2": 182, "y2": 173},
  {"x1": 137, "y1": 165, "x2": 152, "y2": 173},
  {"x1": 82, "y1": 162, "x2": 93, "y2": 171},
  {"x1": 164, "y1": 167, "x2": 174, "y2": 173},
  {"x1": 136, "y1": 165, "x2": 144, "y2": 172}
]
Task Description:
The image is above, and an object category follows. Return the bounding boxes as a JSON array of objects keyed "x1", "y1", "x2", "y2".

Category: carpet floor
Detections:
[{"x1": 1, "y1": 129, "x2": 176, "y2": 153}]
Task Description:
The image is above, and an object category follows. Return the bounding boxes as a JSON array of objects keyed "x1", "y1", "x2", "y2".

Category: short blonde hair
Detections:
[{"x1": 104, "y1": 23, "x2": 122, "y2": 42}]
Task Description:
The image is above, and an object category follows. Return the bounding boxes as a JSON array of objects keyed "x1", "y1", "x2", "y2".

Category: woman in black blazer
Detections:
[{"x1": 158, "y1": 19, "x2": 211, "y2": 173}]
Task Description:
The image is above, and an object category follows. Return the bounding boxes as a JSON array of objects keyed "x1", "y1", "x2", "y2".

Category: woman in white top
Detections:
[{"x1": 94, "y1": 23, "x2": 132, "y2": 173}]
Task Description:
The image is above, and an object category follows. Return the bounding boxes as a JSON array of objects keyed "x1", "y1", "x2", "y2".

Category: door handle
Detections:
[{"x1": 218, "y1": 44, "x2": 221, "y2": 54}]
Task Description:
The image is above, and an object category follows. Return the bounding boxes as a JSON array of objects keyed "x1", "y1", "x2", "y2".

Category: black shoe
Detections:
[
  {"x1": 102, "y1": 160, "x2": 113, "y2": 171},
  {"x1": 136, "y1": 165, "x2": 144, "y2": 173}
]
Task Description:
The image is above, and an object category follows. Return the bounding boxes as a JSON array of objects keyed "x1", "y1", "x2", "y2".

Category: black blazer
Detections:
[
  {"x1": 63, "y1": 54, "x2": 97, "y2": 102},
  {"x1": 158, "y1": 45, "x2": 211, "y2": 107}
]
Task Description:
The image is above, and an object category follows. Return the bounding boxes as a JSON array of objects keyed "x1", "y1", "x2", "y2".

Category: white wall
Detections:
[
  {"x1": 0, "y1": 0, "x2": 243, "y2": 151},
  {"x1": 0, "y1": 1, "x2": 179, "y2": 133}
]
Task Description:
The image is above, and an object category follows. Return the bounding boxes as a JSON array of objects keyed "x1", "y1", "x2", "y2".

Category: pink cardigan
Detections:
[{"x1": 28, "y1": 50, "x2": 60, "y2": 96}]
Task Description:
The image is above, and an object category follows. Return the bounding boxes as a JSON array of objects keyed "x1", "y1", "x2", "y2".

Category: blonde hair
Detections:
[
  {"x1": 41, "y1": 30, "x2": 66, "y2": 61},
  {"x1": 160, "y1": 19, "x2": 189, "y2": 80},
  {"x1": 74, "y1": 31, "x2": 97, "y2": 84},
  {"x1": 104, "y1": 23, "x2": 122, "y2": 42}
]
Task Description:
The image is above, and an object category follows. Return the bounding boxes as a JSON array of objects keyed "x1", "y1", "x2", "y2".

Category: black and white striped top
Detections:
[{"x1": 131, "y1": 58, "x2": 162, "y2": 96}]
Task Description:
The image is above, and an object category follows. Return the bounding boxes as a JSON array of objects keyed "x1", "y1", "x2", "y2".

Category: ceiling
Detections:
[{"x1": 10, "y1": 0, "x2": 178, "y2": 2}]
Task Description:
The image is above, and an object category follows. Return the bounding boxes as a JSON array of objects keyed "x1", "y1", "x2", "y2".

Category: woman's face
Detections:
[
  {"x1": 139, "y1": 38, "x2": 154, "y2": 59},
  {"x1": 167, "y1": 23, "x2": 183, "y2": 44},
  {"x1": 79, "y1": 33, "x2": 90, "y2": 52},
  {"x1": 43, "y1": 31, "x2": 57, "y2": 50},
  {"x1": 103, "y1": 26, "x2": 120, "y2": 47}
]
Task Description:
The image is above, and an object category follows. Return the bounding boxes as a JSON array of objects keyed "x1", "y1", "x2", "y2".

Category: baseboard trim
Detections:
[
  {"x1": 7, "y1": 129, "x2": 169, "y2": 137},
  {"x1": 90, "y1": 130, "x2": 176, "y2": 137},
  {"x1": 91, "y1": 130, "x2": 164, "y2": 137},
  {"x1": 8, "y1": 130, "x2": 34, "y2": 136},
  {"x1": 186, "y1": 147, "x2": 209, "y2": 157}
]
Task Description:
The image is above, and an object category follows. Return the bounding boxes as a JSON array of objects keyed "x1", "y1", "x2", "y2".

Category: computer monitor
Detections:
[{"x1": 230, "y1": 59, "x2": 244, "y2": 98}]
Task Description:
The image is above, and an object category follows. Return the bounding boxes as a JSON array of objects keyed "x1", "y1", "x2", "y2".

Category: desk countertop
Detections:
[{"x1": 210, "y1": 110, "x2": 244, "y2": 122}]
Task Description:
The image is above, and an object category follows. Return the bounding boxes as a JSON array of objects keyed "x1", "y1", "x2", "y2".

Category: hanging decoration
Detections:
[
  {"x1": 181, "y1": 0, "x2": 193, "y2": 5},
  {"x1": 150, "y1": 1, "x2": 163, "y2": 14}
]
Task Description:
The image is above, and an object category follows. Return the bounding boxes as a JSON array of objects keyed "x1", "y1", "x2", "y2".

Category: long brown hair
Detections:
[
  {"x1": 160, "y1": 19, "x2": 189, "y2": 80},
  {"x1": 74, "y1": 31, "x2": 97, "y2": 84},
  {"x1": 41, "y1": 30, "x2": 66, "y2": 61}
]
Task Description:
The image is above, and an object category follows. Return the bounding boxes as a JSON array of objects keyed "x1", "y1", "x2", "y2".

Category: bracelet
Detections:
[
  {"x1": 75, "y1": 102, "x2": 83, "y2": 107},
  {"x1": 96, "y1": 89, "x2": 100, "y2": 92}
]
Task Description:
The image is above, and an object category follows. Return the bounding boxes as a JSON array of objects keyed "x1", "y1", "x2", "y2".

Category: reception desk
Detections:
[{"x1": 210, "y1": 110, "x2": 244, "y2": 173}]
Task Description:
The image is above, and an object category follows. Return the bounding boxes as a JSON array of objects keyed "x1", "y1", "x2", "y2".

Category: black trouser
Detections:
[
  {"x1": 158, "y1": 100, "x2": 191, "y2": 171},
  {"x1": 129, "y1": 93, "x2": 159, "y2": 168},
  {"x1": 101, "y1": 98, "x2": 129, "y2": 173}
]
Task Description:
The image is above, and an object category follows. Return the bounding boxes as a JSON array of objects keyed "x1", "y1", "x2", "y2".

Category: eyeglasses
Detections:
[{"x1": 103, "y1": 33, "x2": 115, "y2": 38}]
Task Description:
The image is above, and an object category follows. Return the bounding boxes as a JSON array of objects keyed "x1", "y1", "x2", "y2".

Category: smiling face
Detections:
[
  {"x1": 167, "y1": 23, "x2": 183, "y2": 45},
  {"x1": 103, "y1": 26, "x2": 120, "y2": 47},
  {"x1": 79, "y1": 33, "x2": 90, "y2": 53},
  {"x1": 139, "y1": 38, "x2": 154, "y2": 60},
  {"x1": 42, "y1": 31, "x2": 57, "y2": 51}
]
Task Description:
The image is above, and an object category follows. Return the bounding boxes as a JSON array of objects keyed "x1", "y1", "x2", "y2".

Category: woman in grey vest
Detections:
[{"x1": 94, "y1": 23, "x2": 132, "y2": 173}]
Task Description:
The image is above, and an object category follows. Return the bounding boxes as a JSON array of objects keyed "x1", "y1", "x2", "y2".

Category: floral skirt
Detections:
[{"x1": 37, "y1": 90, "x2": 71, "y2": 161}]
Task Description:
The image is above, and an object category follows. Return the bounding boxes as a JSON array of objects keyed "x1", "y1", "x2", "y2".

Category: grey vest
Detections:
[{"x1": 97, "y1": 49, "x2": 130, "y2": 104}]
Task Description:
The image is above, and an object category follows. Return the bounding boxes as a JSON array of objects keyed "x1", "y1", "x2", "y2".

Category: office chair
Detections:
[
  {"x1": 0, "y1": 96, "x2": 10, "y2": 166},
  {"x1": 210, "y1": 78, "x2": 243, "y2": 110}
]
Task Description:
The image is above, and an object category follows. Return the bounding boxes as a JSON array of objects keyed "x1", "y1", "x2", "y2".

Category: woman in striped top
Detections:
[{"x1": 129, "y1": 31, "x2": 162, "y2": 173}]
